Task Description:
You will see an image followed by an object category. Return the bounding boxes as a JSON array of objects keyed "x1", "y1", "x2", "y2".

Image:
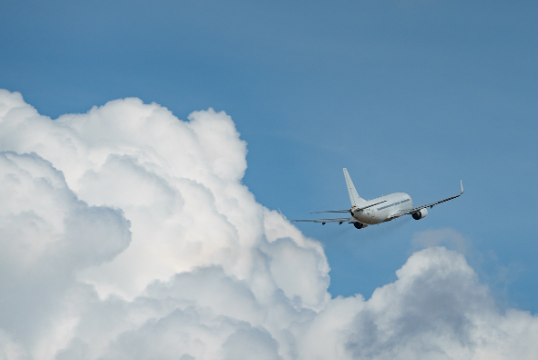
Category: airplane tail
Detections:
[{"x1": 343, "y1": 168, "x2": 367, "y2": 207}]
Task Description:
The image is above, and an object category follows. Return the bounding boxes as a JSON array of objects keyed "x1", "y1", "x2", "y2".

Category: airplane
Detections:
[{"x1": 291, "y1": 168, "x2": 463, "y2": 229}]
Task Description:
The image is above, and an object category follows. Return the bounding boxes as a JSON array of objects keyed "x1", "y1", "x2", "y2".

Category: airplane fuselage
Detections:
[{"x1": 352, "y1": 192, "x2": 413, "y2": 225}]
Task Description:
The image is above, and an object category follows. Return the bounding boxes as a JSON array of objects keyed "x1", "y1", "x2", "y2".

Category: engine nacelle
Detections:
[
  {"x1": 353, "y1": 222, "x2": 368, "y2": 229},
  {"x1": 412, "y1": 208, "x2": 428, "y2": 220}
]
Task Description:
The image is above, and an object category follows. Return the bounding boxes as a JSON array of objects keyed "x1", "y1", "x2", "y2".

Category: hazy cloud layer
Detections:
[{"x1": 1, "y1": 89, "x2": 537, "y2": 359}]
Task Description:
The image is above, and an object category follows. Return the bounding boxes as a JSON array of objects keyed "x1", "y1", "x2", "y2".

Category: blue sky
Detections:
[{"x1": 1, "y1": 0, "x2": 537, "y2": 311}]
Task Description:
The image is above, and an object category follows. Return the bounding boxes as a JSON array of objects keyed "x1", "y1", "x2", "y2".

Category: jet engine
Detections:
[
  {"x1": 353, "y1": 222, "x2": 368, "y2": 229},
  {"x1": 412, "y1": 208, "x2": 428, "y2": 220}
]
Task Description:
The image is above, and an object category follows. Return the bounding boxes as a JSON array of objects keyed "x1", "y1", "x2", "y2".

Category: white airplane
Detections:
[{"x1": 291, "y1": 168, "x2": 463, "y2": 229}]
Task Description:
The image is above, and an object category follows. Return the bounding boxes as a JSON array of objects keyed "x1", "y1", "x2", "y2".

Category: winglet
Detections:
[
  {"x1": 460, "y1": 180, "x2": 464, "y2": 194},
  {"x1": 278, "y1": 208, "x2": 287, "y2": 220}
]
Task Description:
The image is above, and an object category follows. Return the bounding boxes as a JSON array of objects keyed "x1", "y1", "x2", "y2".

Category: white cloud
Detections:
[
  {"x1": 0, "y1": 150, "x2": 131, "y2": 360},
  {"x1": 0, "y1": 89, "x2": 537, "y2": 360}
]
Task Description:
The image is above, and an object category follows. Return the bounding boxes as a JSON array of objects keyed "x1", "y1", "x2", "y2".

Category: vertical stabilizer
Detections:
[{"x1": 343, "y1": 168, "x2": 365, "y2": 207}]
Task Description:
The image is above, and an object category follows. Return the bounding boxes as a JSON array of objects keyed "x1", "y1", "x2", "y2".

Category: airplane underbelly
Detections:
[{"x1": 354, "y1": 211, "x2": 384, "y2": 225}]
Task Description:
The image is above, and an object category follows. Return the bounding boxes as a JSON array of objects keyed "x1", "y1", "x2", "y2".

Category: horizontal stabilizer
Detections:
[
  {"x1": 311, "y1": 200, "x2": 386, "y2": 214},
  {"x1": 291, "y1": 217, "x2": 357, "y2": 224}
]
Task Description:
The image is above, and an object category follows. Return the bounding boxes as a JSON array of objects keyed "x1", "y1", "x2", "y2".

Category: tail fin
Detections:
[{"x1": 343, "y1": 168, "x2": 366, "y2": 207}]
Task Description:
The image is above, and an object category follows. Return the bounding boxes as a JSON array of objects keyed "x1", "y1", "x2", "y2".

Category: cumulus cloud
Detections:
[{"x1": 1, "y1": 89, "x2": 537, "y2": 360}]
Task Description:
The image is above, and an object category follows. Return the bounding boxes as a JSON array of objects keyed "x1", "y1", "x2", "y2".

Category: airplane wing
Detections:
[
  {"x1": 388, "y1": 181, "x2": 464, "y2": 221},
  {"x1": 291, "y1": 217, "x2": 357, "y2": 225}
]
